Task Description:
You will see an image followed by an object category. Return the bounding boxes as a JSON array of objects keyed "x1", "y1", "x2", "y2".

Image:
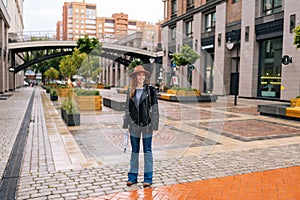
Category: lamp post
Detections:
[{"x1": 226, "y1": 30, "x2": 240, "y2": 106}]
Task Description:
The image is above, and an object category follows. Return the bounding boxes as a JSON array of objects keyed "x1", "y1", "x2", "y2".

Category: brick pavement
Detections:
[
  {"x1": 86, "y1": 166, "x2": 300, "y2": 200},
  {"x1": 0, "y1": 88, "x2": 33, "y2": 179},
  {"x1": 1, "y1": 87, "x2": 300, "y2": 199}
]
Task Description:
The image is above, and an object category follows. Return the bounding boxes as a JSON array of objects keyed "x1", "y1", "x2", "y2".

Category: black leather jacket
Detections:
[{"x1": 123, "y1": 84, "x2": 159, "y2": 133}]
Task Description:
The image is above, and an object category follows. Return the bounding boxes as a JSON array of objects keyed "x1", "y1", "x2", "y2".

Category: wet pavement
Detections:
[{"x1": 1, "y1": 87, "x2": 300, "y2": 199}]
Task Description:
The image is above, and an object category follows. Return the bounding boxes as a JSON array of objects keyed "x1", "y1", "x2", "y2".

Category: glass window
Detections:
[
  {"x1": 186, "y1": 20, "x2": 193, "y2": 38},
  {"x1": 172, "y1": 0, "x2": 177, "y2": 17},
  {"x1": 187, "y1": 0, "x2": 194, "y2": 7},
  {"x1": 204, "y1": 49, "x2": 214, "y2": 93},
  {"x1": 170, "y1": 27, "x2": 176, "y2": 41},
  {"x1": 205, "y1": 12, "x2": 216, "y2": 32},
  {"x1": 68, "y1": 8, "x2": 73, "y2": 16},
  {"x1": 232, "y1": 0, "x2": 239, "y2": 3},
  {"x1": 258, "y1": 38, "x2": 282, "y2": 98},
  {"x1": 263, "y1": 0, "x2": 282, "y2": 15}
]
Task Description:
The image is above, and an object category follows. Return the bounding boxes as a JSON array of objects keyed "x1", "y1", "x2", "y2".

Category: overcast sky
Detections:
[{"x1": 23, "y1": 0, "x2": 164, "y2": 32}]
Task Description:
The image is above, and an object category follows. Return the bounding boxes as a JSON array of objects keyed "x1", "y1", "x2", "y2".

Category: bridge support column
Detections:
[
  {"x1": 100, "y1": 56, "x2": 105, "y2": 84},
  {"x1": 105, "y1": 61, "x2": 109, "y2": 85},
  {"x1": 0, "y1": 20, "x2": 5, "y2": 93},
  {"x1": 109, "y1": 63, "x2": 114, "y2": 86},
  {"x1": 114, "y1": 62, "x2": 119, "y2": 87},
  {"x1": 119, "y1": 64, "x2": 126, "y2": 87}
]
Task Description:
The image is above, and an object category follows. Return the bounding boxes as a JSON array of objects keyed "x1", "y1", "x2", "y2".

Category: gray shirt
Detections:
[{"x1": 135, "y1": 88, "x2": 143, "y2": 104}]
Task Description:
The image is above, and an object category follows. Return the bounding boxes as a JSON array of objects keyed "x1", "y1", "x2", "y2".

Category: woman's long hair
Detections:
[{"x1": 129, "y1": 74, "x2": 150, "y2": 99}]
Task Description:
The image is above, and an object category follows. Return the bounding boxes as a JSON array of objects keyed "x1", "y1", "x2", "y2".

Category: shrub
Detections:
[
  {"x1": 61, "y1": 97, "x2": 79, "y2": 114},
  {"x1": 46, "y1": 86, "x2": 51, "y2": 93},
  {"x1": 169, "y1": 87, "x2": 198, "y2": 91},
  {"x1": 75, "y1": 89, "x2": 100, "y2": 96},
  {"x1": 50, "y1": 88, "x2": 58, "y2": 96}
]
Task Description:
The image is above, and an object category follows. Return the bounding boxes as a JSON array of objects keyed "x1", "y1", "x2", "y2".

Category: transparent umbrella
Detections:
[{"x1": 123, "y1": 130, "x2": 129, "y2": 153}]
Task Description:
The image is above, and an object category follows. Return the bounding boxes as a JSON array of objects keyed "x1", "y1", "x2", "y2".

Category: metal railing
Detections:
[{"x1": 8, "y1": 31, "x2": 159, "y2": 52}]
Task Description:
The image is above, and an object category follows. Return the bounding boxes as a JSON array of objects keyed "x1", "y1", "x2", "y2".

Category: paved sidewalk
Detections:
[
  {"x1": 0, "y1": 88, "x2": 33, "y2": 179},
  {"x1": 1, "y1": 87, "x2": 300, "y2": 199},
  {"x1": 86, "y1": 166, "x2": 300, "y2": 200}
]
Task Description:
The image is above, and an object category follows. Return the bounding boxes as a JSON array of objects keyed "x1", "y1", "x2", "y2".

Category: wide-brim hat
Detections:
[{"x1": 129, "y1": 65, "x2": 150, "y2": 77}]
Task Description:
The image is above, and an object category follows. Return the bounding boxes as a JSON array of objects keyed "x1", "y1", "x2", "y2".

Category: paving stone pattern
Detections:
[{"x1": 1, "y1": 87, "x2": 298, "y2": 200}]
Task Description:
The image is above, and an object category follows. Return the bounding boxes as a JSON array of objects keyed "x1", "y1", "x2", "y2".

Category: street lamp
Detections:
[{"x1": 226, "y1": 30, "x2": 240, "y2": 106}]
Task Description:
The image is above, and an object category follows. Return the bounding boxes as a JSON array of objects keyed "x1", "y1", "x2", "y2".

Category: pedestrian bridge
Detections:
[{"x1": 8, "y1": 40, "x2": 162, "y2": 73}]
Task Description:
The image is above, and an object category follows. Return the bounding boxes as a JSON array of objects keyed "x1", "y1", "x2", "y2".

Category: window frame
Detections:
[
  {"x1": 204, "y1": 11, "x2": 216, "y2": 32},
  {"x1": 187, "y1": 0, "x2": 194, "y2": 8},
  {"x1": 185, "y1": 20, "x2": 193, "y2": 38},
  {"x1": 170, "y1": 26, "x2": 176, "y2": 41},
  {"x1": 171, "y1": 0, "x2": 177, "y2": 17},
  {"x1": 263, "y1": 0, "x2": 282, "y2": 16}
]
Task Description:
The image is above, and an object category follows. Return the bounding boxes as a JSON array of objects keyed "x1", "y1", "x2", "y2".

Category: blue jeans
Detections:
[{"x1": 128, "y1": 132, "x2": 153, "y2": 184}]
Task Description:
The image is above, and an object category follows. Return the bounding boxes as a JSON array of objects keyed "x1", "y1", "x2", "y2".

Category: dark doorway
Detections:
[{"x1": 230, "y1": 57, "x2": 239, "y2": 95}]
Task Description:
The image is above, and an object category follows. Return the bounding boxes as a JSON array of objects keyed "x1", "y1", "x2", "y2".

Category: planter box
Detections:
[
  {"x1": 61, "y1": 108, "x2": 80, "y2": 126},
  {"x1": 167, "y1": 89, "x2": 177, "y2": 95},
  {"x1": 167, "y1": 89, "x2": 201, "y2": 96},
  {"x1": 75, "y1": 96, "x2": 103, "y2": 111},
  {"x1": 97, "y1": 84, "x2": 104, "y2": 89},
  {"x1": 50, "y1": 95, "x2": 58, "y2": 101},
  {"x1": 177, "y1": 90, "x2": 200, "y2": 96},
  {"x1": 290, "y1": 98, "x2": 300, "y2": 107},
  {"x1": 58, "y1": 88, "x2": 72, "y2": 98}
]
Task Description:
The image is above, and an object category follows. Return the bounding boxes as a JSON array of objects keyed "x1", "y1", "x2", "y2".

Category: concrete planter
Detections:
[
  {"x1": 61, "y1": 108, "x2": 80, "y2": 126},
  {"x1": 50, "y1": 95, "x2": 58, "y2": 101}
]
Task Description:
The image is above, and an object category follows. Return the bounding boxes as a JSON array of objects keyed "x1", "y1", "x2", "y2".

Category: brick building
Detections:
[
  {"x1": 161, "y1": 0, "x2": 300, "y2": 101},
  {"x1": 56, "y1": 1, "x2": 161, "y2": 50}
]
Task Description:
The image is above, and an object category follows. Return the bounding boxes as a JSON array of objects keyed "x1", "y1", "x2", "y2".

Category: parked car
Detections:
[{"x1": 24, "y1": 81, "x2": 29, "y2": 86}]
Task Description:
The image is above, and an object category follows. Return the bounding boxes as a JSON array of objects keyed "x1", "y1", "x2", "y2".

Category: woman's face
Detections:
[{"x1": 136, "y1": 72, "x2": 145, "y2": 85}]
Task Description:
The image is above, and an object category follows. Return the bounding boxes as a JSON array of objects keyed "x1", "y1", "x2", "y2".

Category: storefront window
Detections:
[
  {"x1": 204, "y1": 49, "x2": 214, "y2": 93},
  {"x1": 258, "y1": 38, "x2": 282, "y2": 98}
]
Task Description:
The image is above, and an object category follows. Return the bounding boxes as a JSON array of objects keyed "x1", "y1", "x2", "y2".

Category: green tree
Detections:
[
  {"x1": 59, "y1": 48, "x2": 86, "y2": 80},
  {"x1": 171, "y1": 44, "x2": 200, "y2": 66},
  {"x1": 26, "y1": 49, "x2": 63, "y2": 84},
  {"x1": 77, "y1": 35, "x2": 102, "y2": 56},
  {"x1": 78, "y1": 57, "x2": 101, "y2": 81},
  {"x1": 76, "y1": 35, "x2": 102, "y2": 81},
  {"x1": 44, "y1": 67, "x2": 59, "y2": 82},
  {"x1": 127, "y1": 59, "x2": 143, "y2": 75},
  {"x1": 293, "y1": 25, "x2": 300, "y2": 49}
]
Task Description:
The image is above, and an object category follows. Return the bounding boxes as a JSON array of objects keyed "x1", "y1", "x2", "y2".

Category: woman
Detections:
[{"x1": 123, "y1": 65, "x2": 159, "y2": 188}]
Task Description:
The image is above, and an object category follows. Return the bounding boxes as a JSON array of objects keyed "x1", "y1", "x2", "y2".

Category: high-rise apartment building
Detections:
[
  {"x1": 57, "y1": 1, "x2": 161, "y2": 50},
  {"x1": 60, "y1": 1, "x2": 97, "y2": 41}
]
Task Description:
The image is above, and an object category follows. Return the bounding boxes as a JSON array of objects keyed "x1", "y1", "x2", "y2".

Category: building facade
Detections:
[
  {"x1": 57, "y1": 1, "x2": 161, "y2": 49},
  {"x1": 60, "y1": 1, "x2": 97, "y2": 41},
  {"x1": 0, "y1": 0, "x2": 25, "y2": 93},
  {"x1": 161, "y1": 0, "x2": 300, "y2": 101}
]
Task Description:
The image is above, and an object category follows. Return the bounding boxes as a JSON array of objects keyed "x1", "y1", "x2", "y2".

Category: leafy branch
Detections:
[
  {"x1": 294, "y1": 25, "x2": 300, "y2": 49},
  {"x1": 171, "y1": 44, "x2": 200, "y2": 66}
]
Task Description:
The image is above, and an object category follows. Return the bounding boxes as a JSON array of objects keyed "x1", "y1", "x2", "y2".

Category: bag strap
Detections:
[{"x1": 147, "y1": 85, "x2": 152, "y2": 106}]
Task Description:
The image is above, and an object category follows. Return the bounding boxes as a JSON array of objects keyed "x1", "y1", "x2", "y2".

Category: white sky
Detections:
[{"x1": 23, "y1": 0, "x2": 164, "y2": 32}]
